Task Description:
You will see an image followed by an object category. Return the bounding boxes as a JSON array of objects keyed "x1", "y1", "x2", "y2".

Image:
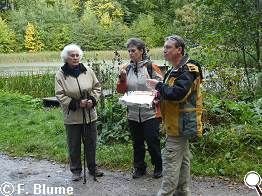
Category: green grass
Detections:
[
  {"x1": 0, "y1": 90, "x2": 261, "y2": 181},
  {"x1": 0, "y1": 91, "x2": 65, "y2": 160},
  {"x1": 0, "y1": 90, "x2": 135, "y2": 169},
  {"x1": 191, "y1": 124, "x2": 262, "y2": 180},
  {"x1": 192, "y1": 153, "x2": 261, "y2": 180},
  {"x1": 0, "y1": 47, "x2": 231, "y2": 64},
  {"x1": 96, "y1": 144, "x2": 132, "y2": 169},
  {"x1": 0, "y1": 71, "x2": 117, "y2": 98},
  {"x1": 0, "y1": 48, "x2": 164, "y2": 64}
]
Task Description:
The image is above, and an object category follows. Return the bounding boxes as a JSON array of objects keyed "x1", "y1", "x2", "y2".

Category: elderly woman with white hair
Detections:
[{"x1": 55, "y1": 43, "x2": 103, "y2": 181}]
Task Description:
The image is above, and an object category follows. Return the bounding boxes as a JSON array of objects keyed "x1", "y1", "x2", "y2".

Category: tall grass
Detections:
[
  {"x1": 0, "y1": 47, "x2": 257, "y2": 65},
  {"x1": 0, "y1": 52, "x2": 60, "y2": 64},
  {"x1": 0, "y1": 66, "x2": 117, "y2": 98},
  {"x1": 0, "y1": 53, "x2": 121, "y2": 98},
  {"x1": 0, "y1": 72, "x2": 55, "y2": 98}
]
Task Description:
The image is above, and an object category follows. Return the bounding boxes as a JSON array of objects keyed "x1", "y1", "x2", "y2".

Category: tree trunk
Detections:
[
  {"x1": 242, "y1": 47, "x2": 254, "y2": 98},
  {"x1": 256, "y1": 0, "x2": 262, "y2": 70},
  {"x1": 77, "y1": 0, "x2": 85, "y2": 19}
]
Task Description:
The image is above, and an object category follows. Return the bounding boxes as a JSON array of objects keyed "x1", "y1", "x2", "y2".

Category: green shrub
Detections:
[
  {"x1": 130, "y1": 14, "x2": 162, "y2": 47},
  {"x1": 204, "y1": 93, "x2": 262, "y2": 126},
  {"x1": 0, "y1": 17, "x2": 17, "y2": 53},
  {"x1": 72, "y1": 12, "x2": 104, "y2": 50},
  {"x1": 97, "y1": 94, "x2": 129, "y2": 144},
  {"x1": 191, "y1": 124, "x2": 261, "y2": 179}
]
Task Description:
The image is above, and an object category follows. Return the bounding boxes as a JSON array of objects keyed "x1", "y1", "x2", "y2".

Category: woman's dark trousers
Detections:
[
  {"x1": 128, "y1": 118, "x2": 162, "y2": 172},
  {"x1": 65, "y1": 122, "x2": 97, "y2": 174}
]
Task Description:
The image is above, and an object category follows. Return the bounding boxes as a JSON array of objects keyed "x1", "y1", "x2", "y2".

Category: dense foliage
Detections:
[
  {"x1": 0, "y1": 17, "x2": 16, "y2": 53},
  {"x1": 0, "y1": 1, "x2": 260, "y2": 69}
]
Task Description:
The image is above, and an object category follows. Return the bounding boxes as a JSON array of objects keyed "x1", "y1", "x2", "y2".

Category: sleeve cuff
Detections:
[
  {"x1": 155, "y1": 82, "x2": 163, "y2": 92},
  {"x1": 88, "y1": 96, "x2": 97, "y2": 107},
  {"x1": 68, "y1": 98, "x2": 79, "y2": 111}
]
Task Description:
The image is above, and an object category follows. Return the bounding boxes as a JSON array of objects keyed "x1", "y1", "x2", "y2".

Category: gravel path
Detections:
[{"x1": 0, "y1": 154, "x2": 257, "y2": 196}]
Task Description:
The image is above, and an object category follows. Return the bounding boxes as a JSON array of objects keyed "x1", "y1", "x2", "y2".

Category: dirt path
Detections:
[{"x1": 0, "y1": 153, "x2": 257, "y2": 196}]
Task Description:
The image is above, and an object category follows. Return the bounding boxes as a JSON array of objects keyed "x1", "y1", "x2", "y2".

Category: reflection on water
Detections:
[
  {"x1": 0, "y1": 60, "x2": 168, "y2": 76},
  {"x1": 0, "y1": 62, "x2": 60, "y2": 76}
]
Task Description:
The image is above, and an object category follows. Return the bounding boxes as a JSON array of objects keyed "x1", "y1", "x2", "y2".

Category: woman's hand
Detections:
[
  {"x1": 86, "y1": 100, "x2": 93, "y2": 109},
  {"x1": 80, "y1": 99, "x2": 88, "y2": 108},
  {"x1": 119, "y1": 68, "x2": 127, "y2": 80},
  {"x1": 80, "y1": 99, "x2": 93, "y2": 109},
  {"x1": 146, "y1": 79, "x2": 159, "y2": 90}
]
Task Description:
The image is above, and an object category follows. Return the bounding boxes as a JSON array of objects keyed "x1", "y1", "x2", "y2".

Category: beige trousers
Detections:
[{"x1": 157, "y1": 136, "x2": 191, "y2": 196}]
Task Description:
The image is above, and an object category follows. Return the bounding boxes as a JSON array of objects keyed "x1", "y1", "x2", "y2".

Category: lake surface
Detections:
[{"x1": 0, "y1": 60, "x2": 169, "y2": 75}]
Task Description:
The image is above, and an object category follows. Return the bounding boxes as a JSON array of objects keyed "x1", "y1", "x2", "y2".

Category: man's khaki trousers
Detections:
[{"x1": 157, "y1": 136, "x2": 191, "y2": 196}]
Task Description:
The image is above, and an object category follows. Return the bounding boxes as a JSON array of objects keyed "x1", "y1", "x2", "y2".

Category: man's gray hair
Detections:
[
  {"x1": 60, "y1": 43, "x2": 83, "y2": 63},
  {"x1": 165, "y1": 35, "x2": 185, "y2": 55}
]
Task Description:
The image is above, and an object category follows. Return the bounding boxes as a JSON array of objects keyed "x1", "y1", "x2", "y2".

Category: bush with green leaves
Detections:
[
  {"x1": 189, "y1": 46, "x2": 260, "y2": 100},
  {"x1": 36, "y1": 2, "x2": 78, "y2": 51},
  {"x1": 130, "y1": 14, "x2": 162, "y2": 48},
  {"x1": 102, "y1": 20, "x2": 130, "y2": 50},
  {"x1": 72, "y1": 11, "x2": 104, "y2": 50},
  {"x1": 203, "y1": 93, "x2": 262, "y2": 126},
  {"x1": 97, "y1": 94, "x2": 129, "y2": 144},
  {"x1": 0, "y1": 17, "x2": 17, "y2": 53},
  {"x1": 191, "y1": 123, "x2": 261, "y2": 179}
]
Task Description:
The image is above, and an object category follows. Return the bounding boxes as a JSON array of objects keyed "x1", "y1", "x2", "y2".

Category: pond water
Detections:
[{"x1": 0, "y1": 60, "x2": 168, "y2": 76}]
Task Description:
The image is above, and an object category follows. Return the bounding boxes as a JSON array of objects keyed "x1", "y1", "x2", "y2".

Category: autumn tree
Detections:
[
  {"x1": 24, "y1": 22, "x2": 44, "y2": 52},
  {"x1": 85, "y1": 0, "x2": 124, "y2": 26}
]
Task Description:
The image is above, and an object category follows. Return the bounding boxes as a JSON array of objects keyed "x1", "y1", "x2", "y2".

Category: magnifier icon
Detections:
[{"x1": 244, "y1": 171, "x2": 262, "y2": 196}]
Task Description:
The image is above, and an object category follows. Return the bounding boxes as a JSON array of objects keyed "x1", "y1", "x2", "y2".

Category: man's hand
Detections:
[{"x1": 146, "y1": 79, "x2": 159, "y2": 90}]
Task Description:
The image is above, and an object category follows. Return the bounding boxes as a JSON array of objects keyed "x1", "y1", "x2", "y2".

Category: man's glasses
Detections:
[
  {"x1": 163, "y1": 45, "x2": 174, "y2": 50},
  {"x1": 128, "y1": 49, "x2": 137, "y2": 53},
  {"x1": 165, "y1": 36, "x2": 185, "y2": 51}
]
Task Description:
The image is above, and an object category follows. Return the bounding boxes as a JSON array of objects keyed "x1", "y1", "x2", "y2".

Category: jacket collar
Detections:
[
  {"x1": 61, "y1": 63, "x2": 87, "y2": 77},
  {"x1": 163, "y1": 54, "x2": 190, "y2": 82},
  {"x1": 130, "y1": 59, "x2": 148, "y2": 68},
  {"x1": 169, "y1": 54, "x2": 189, "y2": 72},
  {"x1": 175, "y1": 54, "x2": 189, "y2": 70}
]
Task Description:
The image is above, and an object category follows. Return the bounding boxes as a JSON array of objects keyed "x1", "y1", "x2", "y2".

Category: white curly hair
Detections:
[{"x1": 60, "y1": 43, "x2": 83, "y2": 63}]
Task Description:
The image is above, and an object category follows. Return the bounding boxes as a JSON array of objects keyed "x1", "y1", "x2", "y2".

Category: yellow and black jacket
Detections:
[{"x1": 155, "y1": 57, "x2": 203, "y2": 137}]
